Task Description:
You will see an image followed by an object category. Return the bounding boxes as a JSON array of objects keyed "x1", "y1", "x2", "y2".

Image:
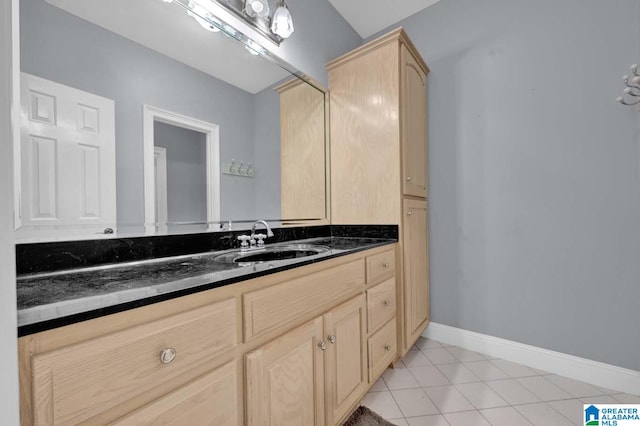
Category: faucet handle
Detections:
[
  {"x1": 237, "y1": 235, "x2": 251, "y2": 249},
  {"x1": 255, "y1": 233, "x2": 267, "y2": 246}
]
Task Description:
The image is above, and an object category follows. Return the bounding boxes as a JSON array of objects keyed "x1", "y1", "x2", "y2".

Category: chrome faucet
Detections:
[
  {"x1": 238, "y1": 220, "x2": 274, "y2": 251},
  {"x1": 250, "y1": 220, "x2": 274, "y2": 247}
]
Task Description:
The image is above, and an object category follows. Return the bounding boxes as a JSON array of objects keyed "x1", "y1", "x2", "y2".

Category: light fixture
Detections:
[
  {"x1": 244, "y1": 0, "x2": 270, "y2": 18},
  {"x1": 270, "y1": 0, "x2": 294, "y2": 39},
  {"x1": 245, "y1": 39, "x2": 266, "y2": 56},
  {"x1": 187, "y1": 0, "x2": 221, "y2": 32}
]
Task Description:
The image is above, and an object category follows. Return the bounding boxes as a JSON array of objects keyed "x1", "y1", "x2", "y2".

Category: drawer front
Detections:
[
  {"x1": 32, "y1": 298, "x2": 237, "y2": 426},
  {"x1": 367, "y1": 318, "x2": 397, "y2": 382},
  {"x1": 366, "y1": 249, "x2": 395, "y2": 284},
  {"x1": 366, "y1": 278, "x2": 396, "y2": 333},
  {"x1": 112, "y1": 361, "x2": 239, "y2": 426},
  {"x1": 243, "y1": 259, "x2": 364, "y2": 341}
]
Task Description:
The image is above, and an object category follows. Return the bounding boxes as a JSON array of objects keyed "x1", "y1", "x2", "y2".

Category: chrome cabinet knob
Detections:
[
  {"x1": 318, "y1": 341, "x2": 327, "y2": 351},
  {"x1": 384, "y1": 344, "x2": 392, "y2": 352},
  {"x1": 382, "y1": 262, "x2": 389, "y2": 269},
  {"x1": 383, "y1": 300, "x2": 391, "y2": 307},
  {"x1": 159, "y1": 348, "x2": 177, "y2": 364},
  {"x1": 406, "y1": 177, "x2": 412, "y2": 182},
  {"x1": 328, "y1": 335, "x2": 336, "y2": 344},
  {"x1": 407, "y1": 211, "x2": 412, "y2": 216}
]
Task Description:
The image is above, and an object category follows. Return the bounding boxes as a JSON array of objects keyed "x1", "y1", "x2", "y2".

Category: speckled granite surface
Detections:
[{"x1": 17, "y1": 237, "x2": 396, "y2": 335}]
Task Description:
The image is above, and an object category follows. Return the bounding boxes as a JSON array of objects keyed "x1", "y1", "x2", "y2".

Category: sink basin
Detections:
[{"x1": 212, "y1": 244, "x2": 331, "y2": 264}]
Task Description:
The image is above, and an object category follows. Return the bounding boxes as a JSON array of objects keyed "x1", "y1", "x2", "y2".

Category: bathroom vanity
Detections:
[{"x1": 17, "y1": 230, "x2": 398, "y2": 425}]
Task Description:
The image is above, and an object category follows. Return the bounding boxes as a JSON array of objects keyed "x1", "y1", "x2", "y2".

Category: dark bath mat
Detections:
[{"x1": 342, "y1": 406, "x2": 398, "y2": 426}]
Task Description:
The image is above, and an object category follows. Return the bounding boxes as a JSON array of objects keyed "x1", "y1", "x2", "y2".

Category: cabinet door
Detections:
[
  {"x1": 401, "y1": 45, "x2": 428, "y2": 198},
  {"x1": 245, "y1": 317, "x2": 325, "y2": 426},
  {"x1": 112, "y1": 361, "x2": 239, "y2": 426},
  {"x1": 324, "y1": 294, "x2": 367, "y2": 425},
  {"x1": 403, "y1": 199, "x2": 430, "y2": 349}
]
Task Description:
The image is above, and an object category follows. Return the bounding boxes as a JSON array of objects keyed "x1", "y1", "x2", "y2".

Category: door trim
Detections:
[{"x1": 142, "y1": 105, "x2": 220, "y2": 234}]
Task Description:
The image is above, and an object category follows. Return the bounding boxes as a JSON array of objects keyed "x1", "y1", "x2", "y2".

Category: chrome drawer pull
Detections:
[
  {"x1": 328, "y1": 335, "x2": 336, "y2": 344},
  {"x1": 159, "y1": 348, "x2": 177, "y2": 364},
  {"x1": 384, "y1": 344, "x2": 392, "y2": 352},
  {"x1": 382, "y1": 262, "x2": 389, "y2": 269},
  {"x1": 318, "y1": 341, "x2": 327, "y2": 351},
  {"x1": 383, "y1": 300, "x2": 391, "y2": 307}
]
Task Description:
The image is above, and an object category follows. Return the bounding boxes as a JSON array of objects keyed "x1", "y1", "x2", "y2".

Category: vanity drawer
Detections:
[
  {"x1": 366, "y1": 248, "x2": 395, "y2": 284},
  {"x1": 367, "y1": 277, "x2": 396, "y2": 333},
  {"x1": 31, "y1": 298, "x2": 237, "y2": 426},
  {"x1": 368, "y1": 318, "x2": 397, "y2": 382},
  {"x1": 112, "y1": 361, "x2": 239, "y2": 426},
  {"x1": 243, "y1": 259, "x2": 364, "y2": 341}
]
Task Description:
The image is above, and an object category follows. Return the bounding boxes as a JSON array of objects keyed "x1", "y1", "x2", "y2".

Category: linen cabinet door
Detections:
[
  {"x1": 401, "y1": 44, "x2": 428, "y2": 199},
  {"x1": 245, "y1": 317, "x2": 325, "y2": 426},
  {"x1": 403, "y1": 199, "x2": 430, "y2": 350},
  {"x1": 323, "y1": 294, "x2": 367, "y2": 425}
]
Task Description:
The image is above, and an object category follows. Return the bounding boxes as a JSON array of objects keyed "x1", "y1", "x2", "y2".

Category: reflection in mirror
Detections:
[{"x1": 15, "y1": 0, "x2": 327, "y2": 242}]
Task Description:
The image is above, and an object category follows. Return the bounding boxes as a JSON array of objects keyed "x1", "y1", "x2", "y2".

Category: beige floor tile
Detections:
[
  {"x1": 408, "y1": 365, "x2": 451, "y2": 387},
  {"x1": 370, "y1": 377, "x2": 388, "y2": 391},
  {"x1": 435, "y1": 363, "x2": 481, "y2": 384},
  {"x1": 423, "y1": 348, "x2": 458, "y2": 364},
  {"x1": 444, "y1": 410, "x2": 491, "y2": 426},
  {"x1": 514, "y1": 402, "x2": 574, "y2": 426},
  {"x1": 415, "y1": 338, "x2": 443, "y2": 351},
  {"x1": 464, "y1": 360, "x2": 510, "y2": 381},
  {"x1": 547, "y1": 399, "x2": 584, "y2": 425},
  {"x1": 403, "y1": 349, "x2": 433, "y2": 367},
  {"x1": 455, "y1": 382, "x2": 509, "y2": 409},
  {"x1": 405, "y1": 414, "x2": 450, "y2": 426},
  {"x1": 360, "y1": 391, "x2": 403, "y2": 420},
  {"x1": 580, "y1": 395, "x2": 619, "y2": 404},
  {"x1": 423, "y1": 385, "x2": 475, "y2": 413},
  {"x1": 487, "y1": 378, "x2": 541, "y2": 405},
  {"x1": 490, "y1": 359, "x2": 540, "y2": 378},
  {"x1": 389, "y1": 418, "x2": 410, "y2": 426},
  {"x1": 613, "y1": 393, "x2": 640, "y2": 403},
  {"x1": 479, "y1": 406, "x2": 534, "y2": 426},
  {"x1": 516, "y1": 376, "x2": 573, "y2": 401},
  {"x1": 445, "y1": 347, "x2": 485, "y2": 362},
  {"x1": 383, "y1": 368, "x2": 421, "y2": 390},
  {"x1": 544, "y1": 375, "x2": 604, "y2": 398},
  {"x1": 391, "y1": 388, "x2": 439, "y2": 417}
]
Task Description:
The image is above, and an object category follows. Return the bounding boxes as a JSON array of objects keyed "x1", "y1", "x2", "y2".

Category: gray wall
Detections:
[
  {"x1": 20, "y1": 0, "x2": 257, "y2": 228},
  {"x1": 370, "y1": 0, "x2": 640, "y2": 370},
  {"x1": 154, "y1": 122, "x2": 207, "y2": 224}
]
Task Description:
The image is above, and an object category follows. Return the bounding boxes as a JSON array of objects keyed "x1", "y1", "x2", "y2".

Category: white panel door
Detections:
[{"x1": 19, "y1": 73, "x2": 116, "y2": 237}]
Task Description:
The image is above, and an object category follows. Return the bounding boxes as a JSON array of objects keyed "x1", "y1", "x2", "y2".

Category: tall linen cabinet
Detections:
[{"x1": 328, "y1": 28, "x2": 430, "y2": 356}]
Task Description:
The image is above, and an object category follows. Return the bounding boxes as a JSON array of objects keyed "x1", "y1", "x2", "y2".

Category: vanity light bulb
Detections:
[
  {"x1": 245, "y1": 0, "x2": 270, "y2": 18},
  {"x1": 271, "y1": 1, "x2": 294, "y2": 39}
]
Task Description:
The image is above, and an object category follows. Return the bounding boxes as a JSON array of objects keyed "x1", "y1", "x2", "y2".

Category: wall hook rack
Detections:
[
  {"x1": 223, "y1": 159, "x2": 255, "y2": 178},
  {"x1": 616, "y1": 64, "x2": 640, "y2": 109}
]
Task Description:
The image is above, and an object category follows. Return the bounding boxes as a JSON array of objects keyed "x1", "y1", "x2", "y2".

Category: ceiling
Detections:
[
  {"x1": 45, "y1": 0, "x2": 290, "y2": 94},
  {"x1": 328, "y1": 0, "x2": 441, "y2": 38}
]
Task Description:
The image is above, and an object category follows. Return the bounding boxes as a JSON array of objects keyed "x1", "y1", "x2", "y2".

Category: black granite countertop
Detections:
[{"x1": 17, "y1": 237, "x2": 396, "y2": 336}]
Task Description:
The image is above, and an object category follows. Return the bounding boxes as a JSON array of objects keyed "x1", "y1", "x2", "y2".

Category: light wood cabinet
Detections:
[
  {"x1": 19, "y1": 245, "x2": 396, "y2": 426},
  {"x1": 111, "y1": 361, "x2": 239, "y2": 426},
  {"x1": 403, "y1": 199, "x2": 430, "y2": 346},
  {"x1": 324, "y1": 294, "x2": 367, "y2": 425},
  {"x1": 328, "y1": 28, "x2": 430, "y2": 356},
  {"x1": 245, "y1": 317, "x2": 326, "y2": 426},
  {"x1": 277, "y1": 78, "x2": 327, "y2": 221}
]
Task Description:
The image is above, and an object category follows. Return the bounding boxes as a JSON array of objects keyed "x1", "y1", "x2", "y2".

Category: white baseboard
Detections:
[{"x1": 423, "y1": 322, "x2": 640, "y2": 396}]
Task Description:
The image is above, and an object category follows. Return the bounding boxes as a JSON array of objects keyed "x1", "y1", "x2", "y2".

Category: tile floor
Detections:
[{"x1": 359, "y1": 337, "x2": 640, "y2": 426}]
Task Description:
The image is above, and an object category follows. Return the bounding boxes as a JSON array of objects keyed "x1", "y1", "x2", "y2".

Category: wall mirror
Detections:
[{"x1": 15, "y1": 0, "x2": 328, "y2": 242}]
